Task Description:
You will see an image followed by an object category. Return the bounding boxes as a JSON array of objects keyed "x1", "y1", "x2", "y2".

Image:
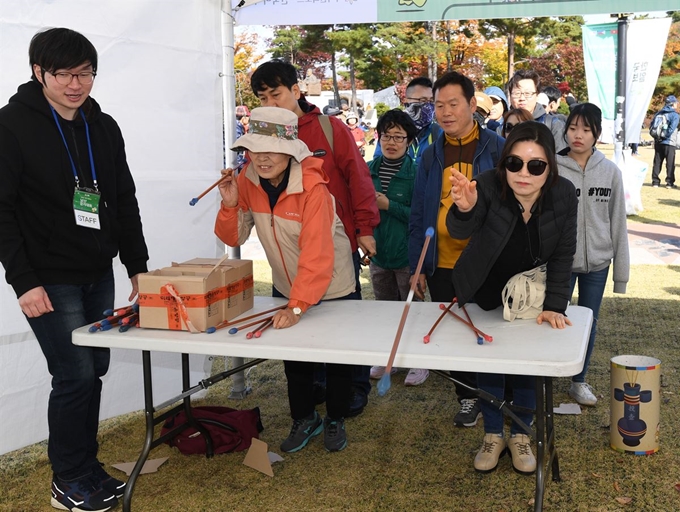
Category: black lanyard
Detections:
[{"x1": 50, "y1": 106, "x2": 98, "y2": 191}]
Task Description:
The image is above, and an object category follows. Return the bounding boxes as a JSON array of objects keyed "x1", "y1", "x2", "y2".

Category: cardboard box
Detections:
[
  {"x1": 138, "y1": 258, "x2": 253, "y2": 332},
  {"x1": 176, "y1": 258, "x2": 253, "y2": 319}
]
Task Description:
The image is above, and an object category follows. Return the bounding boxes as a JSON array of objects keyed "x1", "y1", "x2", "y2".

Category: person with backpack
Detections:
[
  {"x1": 650, "y1": 95, "x2": 679, "y2": 188},
  {"x1": 507, "y1": 70, "x2": 567, "y2": 152}
]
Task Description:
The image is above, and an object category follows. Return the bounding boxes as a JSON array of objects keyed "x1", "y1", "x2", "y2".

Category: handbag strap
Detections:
[{"x1": 502, "y1": 274, "x2": 539, "y2": 321}]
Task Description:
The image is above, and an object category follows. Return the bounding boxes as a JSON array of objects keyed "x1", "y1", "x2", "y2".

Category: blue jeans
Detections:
[
  {"x1": 27, "y1": 270, "x2": 114, "y2": 480},
  {"x1": 570, "y1": 266, "x2": 609, "y2": 383},
  {"x1": 478, "y1": 373, "x2": 535, "y2": 435}
]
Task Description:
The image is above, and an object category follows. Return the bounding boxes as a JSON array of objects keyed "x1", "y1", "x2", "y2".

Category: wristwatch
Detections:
[{"x1": 291, "y1": 306, "x2": 303, "y2": 317}]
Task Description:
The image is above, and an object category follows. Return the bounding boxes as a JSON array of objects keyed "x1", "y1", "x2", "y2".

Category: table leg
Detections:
[
  {"x1": 534, "y1": 377, "x2": 546, "y2": 512},
  {"x1": 122, "y1": 350, "x2": 154, "y2": 512},
  {"x1": 545, "y1": 377, "x2": 560, "y2": 482},
  {"x1": 181, "y1": 353, "x2": 214, "y2": 457}
]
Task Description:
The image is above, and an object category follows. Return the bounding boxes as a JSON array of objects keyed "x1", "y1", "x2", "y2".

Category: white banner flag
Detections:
[{"x1": 625, "y1": 18, "x2": 672, "y2": 145}]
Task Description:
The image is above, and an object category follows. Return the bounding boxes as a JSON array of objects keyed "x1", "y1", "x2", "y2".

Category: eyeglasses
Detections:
[
  {"x1": 50, "y1": 71, "x2": 96, "y2": 86},
  {"x1": 380, "y1": 134, "x2": 408, "y2": 143},
  {"x1": 502, "y1": 155, "x2": 548, "y2": 176},
  {"x1": 504, "y1": 122, "x2": 517, "y2": 133},
  {"x1": 510, "y1": 91, "x2": 536, "y2": 100}
]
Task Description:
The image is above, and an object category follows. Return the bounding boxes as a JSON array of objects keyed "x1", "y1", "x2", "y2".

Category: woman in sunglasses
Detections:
[
  {"x1": 502, "y1": 107, "x2": 533, "y2": 139},
  {"x1": 557, "y1": 103, "x2": 629, "y2": 407},
  {"x1": 445, "y1": 121, "x2": 578, "y2": 476}
]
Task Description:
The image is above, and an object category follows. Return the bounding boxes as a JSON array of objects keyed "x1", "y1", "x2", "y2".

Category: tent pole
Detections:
[
  {"x1": 221, "y1": 0, "x2": 250, "y2": 399},
  {"x1": 614, "y1": 14, "x2": 629, "y2": 163}
]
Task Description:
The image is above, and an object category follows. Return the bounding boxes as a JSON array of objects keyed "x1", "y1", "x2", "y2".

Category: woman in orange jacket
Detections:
[{"x1": 215, "y1": 106, "x2": 357, "y2": 454}]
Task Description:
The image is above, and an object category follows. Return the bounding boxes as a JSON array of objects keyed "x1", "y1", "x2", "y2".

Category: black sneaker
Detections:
[
  {"x1": 91, "y1": 462, "x2": 126, "y2": 499},
  {"x1": 51, "y1": 474, "x2": 118, "y2": 512},
  {"x1": 346, "y1": 391, "x2": 368, "y2": 418},
  {"x1": 323, "y1": 417, "x2": 347, "y2": 452},
  {"x1": 454, "y1": 398, "x2": 482, "y2": 427},
  {"x1": 280, "y1": 411, "x2": 323, "y2": 453}
]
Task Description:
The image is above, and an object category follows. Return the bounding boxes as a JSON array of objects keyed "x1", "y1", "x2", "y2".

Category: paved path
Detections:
[
  {"x1": 627, "y1": 221, "x2": 680, "y2": 265},
  {"x1": 241, "y1": 222, "x2": 680, "y2": 266}
]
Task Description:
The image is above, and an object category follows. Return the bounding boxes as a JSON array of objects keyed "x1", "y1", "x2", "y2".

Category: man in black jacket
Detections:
[{"x1": 0, "y1": 28, "x2": 148, "y2": 512}]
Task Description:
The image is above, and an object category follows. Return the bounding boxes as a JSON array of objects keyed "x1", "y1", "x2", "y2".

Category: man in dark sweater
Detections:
[{"x1": 0, "y1": 28, "x2": 148, "y2": 512}]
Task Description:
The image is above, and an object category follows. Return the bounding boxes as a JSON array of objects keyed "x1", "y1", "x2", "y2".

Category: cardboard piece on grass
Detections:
[
  {"x1": 553, "y1": 403, "x2": 582, "y2": 415},
  {"x1": 243, "y1": 438, "x2": 283, "y2": 477},
  {"x1": 111, "y1": 457, "x2": 169, "y2": 476}
]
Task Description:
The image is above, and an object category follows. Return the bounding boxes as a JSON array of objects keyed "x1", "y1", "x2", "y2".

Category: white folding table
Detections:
[{"x1": 73, "y1": 297, "x2": 592, "y2": 512}]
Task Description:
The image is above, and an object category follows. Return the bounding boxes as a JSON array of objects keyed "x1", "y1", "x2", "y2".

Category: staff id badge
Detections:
[{"x1": 73, "y1": 188, "x2": 101, "y2": 230}]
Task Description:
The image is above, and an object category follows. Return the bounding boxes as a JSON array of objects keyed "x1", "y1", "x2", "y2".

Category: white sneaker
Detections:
[
  {"x1": 369, "y1": 366, "x2": 397, "y2": 379},
  {"x1": 569, "y1": 381, "x2": 597, "y2": 406},
  {"x1": 404, "y1": 368, "x2": 429, "y2": 386}
]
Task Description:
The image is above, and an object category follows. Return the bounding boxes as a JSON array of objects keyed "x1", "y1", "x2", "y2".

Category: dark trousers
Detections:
[
  {"x1": 27, "y1": 270, "x2": 114, "y2": 480},
  {"x1": 285, "y1": 361, "x2": 351, "y2": 420},
  {"x1": 652, "y1": 142, "x2": 676, "y2": 186},
  {"x1": 274, "y1": 274, "x2": 361, "y2": 419},
  {"x1": 310, "y1": 251, "x2": 371, "y2": 396},
  {"x1": 426, "y1": 267, "x2": 478, "y2": 401},
  {"x1": 348, "y1": 251, "x2": 371, "y2": 395}
]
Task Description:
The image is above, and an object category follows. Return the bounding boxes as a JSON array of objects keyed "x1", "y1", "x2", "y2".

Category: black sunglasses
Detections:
[
  {"x1": 502, "y1": 155, "x2": 548, "y2": 176},
  {"x1": 504, "y1": 122, "x2": 517, "y2": 133}
]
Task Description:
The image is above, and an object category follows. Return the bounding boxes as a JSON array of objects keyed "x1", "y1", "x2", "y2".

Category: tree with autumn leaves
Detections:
[{"x1": 236, "y1": 14, "x2": 678, "y2": 114}]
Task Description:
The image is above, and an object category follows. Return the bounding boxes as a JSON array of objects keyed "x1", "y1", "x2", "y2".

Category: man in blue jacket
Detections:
[
  {"x1": 409, "y1": 71, "x2": 504, "y2": 428},
  {"x1": 651, "y1": 95, "x2": 679, "y2": 188},
  {"x1": 374, "y1": 77, "x2": 442, "y2": 167}
]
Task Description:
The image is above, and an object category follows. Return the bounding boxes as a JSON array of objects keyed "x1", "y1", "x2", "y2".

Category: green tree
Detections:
[
  {"x1": 329, "y1": 24, "x2": 374, "y2": 112},
  {"x1": 476, "y1": 18, "x2": 550, "y2": 82},
  {"x1": 268, "y1": 26, "x2": 304, "y2": 66}
]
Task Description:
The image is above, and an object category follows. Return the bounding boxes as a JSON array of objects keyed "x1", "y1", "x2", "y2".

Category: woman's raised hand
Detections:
[
  {"x1": 217, "y1": 168, "x2": 238, "y2": 208},
  {"x1": 449, "y1": 167, "x2": 477, "y2": 212}
]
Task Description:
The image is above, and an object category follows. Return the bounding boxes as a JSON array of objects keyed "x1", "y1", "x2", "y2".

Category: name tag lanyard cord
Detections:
[{"x1": 50, "y1": 105, "x2": 98, "y2": 191}]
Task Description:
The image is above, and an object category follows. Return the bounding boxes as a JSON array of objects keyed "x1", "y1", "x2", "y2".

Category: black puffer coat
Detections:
[{"x1": 446, "y1": 169, "x2": 577, "y2": 313}]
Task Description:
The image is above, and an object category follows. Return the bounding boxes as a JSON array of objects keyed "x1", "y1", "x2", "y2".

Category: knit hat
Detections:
[
  {"x1": 665, "y1": 95, "x2": 678, "y2": 105},
  {"x1": 230, "y1": 107, "x2": 312, "y2": 163}
]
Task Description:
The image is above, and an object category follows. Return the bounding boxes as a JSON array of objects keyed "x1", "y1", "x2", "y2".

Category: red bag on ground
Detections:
[{"x1": 161, "y1": 405, "x2": 264, "y2": 455}]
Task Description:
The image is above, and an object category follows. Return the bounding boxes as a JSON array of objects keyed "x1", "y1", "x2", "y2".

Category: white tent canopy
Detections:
[
  {"x1": 0, "y1": 0, "x2": 225, "y2": 455},
  {"x1": 233, "y1": 0, "x2": 678, "y2": 25},
  {"x1": 1, "y1": 0, "x2": 677, "y2": 455}
]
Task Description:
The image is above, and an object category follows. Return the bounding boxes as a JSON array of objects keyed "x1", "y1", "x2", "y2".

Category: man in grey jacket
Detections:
[{"x1": 507, "y1": 70, "x2": 566, "y2": 152}]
